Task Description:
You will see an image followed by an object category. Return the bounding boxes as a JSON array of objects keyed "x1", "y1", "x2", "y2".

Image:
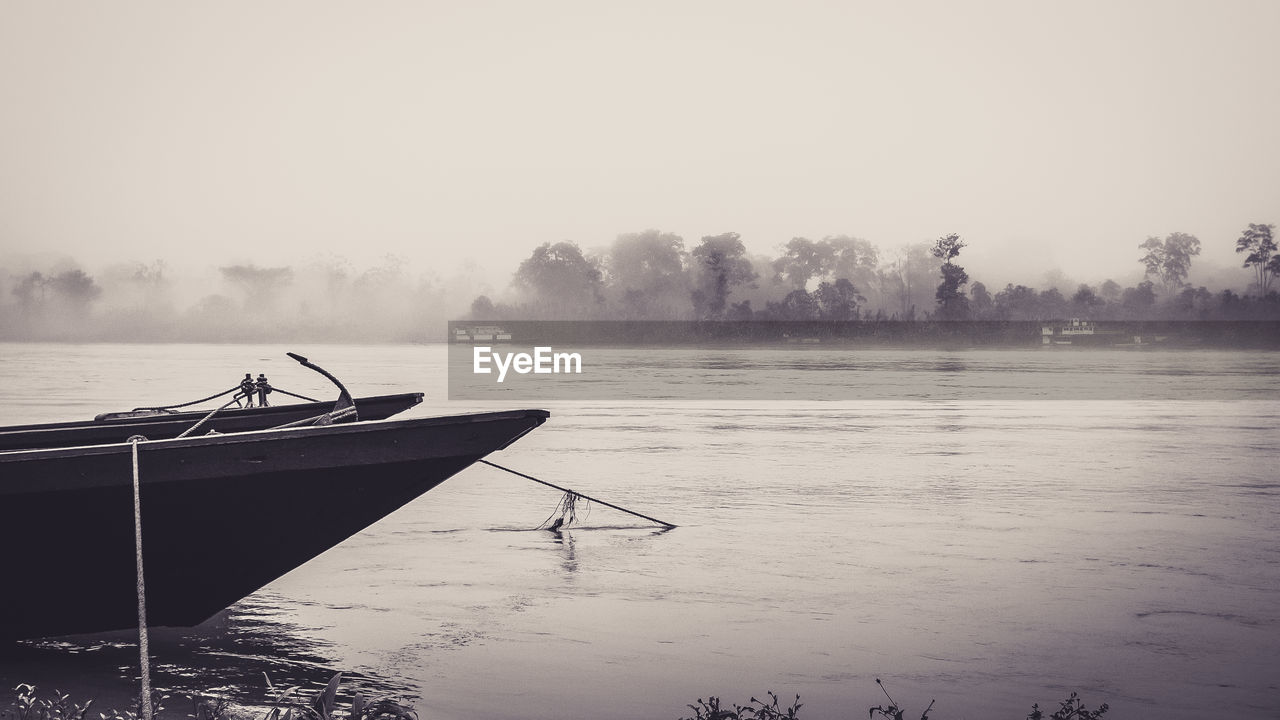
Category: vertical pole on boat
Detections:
[{"x1": 129, "y1": 435, "x2": 153, "y2": 720}]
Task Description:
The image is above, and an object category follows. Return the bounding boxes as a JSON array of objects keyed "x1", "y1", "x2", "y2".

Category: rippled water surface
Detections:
[{"x1": 1, "y1": 343, "x2": 1278, "y2": 719}]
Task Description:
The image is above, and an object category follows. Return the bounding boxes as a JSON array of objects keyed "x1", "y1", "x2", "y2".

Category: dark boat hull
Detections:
[
  {"x1": 0, "y1": 393, "x2": 424, "y2": 452},
  {"x1": 0, "y1": 409, "x2": 548, "y2": 639}
]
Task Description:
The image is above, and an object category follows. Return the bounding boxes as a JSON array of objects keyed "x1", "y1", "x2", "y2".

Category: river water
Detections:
[{"x1": 0, "y1": 343, "x2": 1277, "y2": 719}]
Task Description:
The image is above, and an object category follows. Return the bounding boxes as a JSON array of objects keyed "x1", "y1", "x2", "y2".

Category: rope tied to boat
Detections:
[
  {"x1": 173, "y1": 386, "x2": 326, "y2": 439},
  {"x1": 133, "y1": 380, "x2": 320, "y2": 415},
  {"x1": 132, "y1": 385, "x2": 239, "y2": 413},
  {"x1": 176, "y1": 396, "x2": 243, "y2": 439},
  {"x1": 128, "y1": 435, "x2": 154, "y2": 720},
  {"x1": 270, "y1": 387, "x2": 320, "y2": 403}
]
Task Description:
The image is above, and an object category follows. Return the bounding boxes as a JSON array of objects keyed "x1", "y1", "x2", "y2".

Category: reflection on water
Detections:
[
  {"x1": 449, "y1": 345, "x2": 1280, "y2": 402},
  {"x1": 0, "y1": 597, "x2": 412, "y2": 713},
  {"x1": 550, "y1": 529, "x2": 576, "y2": 575}
]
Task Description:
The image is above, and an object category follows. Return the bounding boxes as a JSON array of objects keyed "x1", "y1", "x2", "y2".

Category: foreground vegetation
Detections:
[
  {"x1": 3, "y1": 678, "x2": 1111, "y2": 720},
  {"x1": 677, "y1": 680, "x2": 1109, "y2": 720}
]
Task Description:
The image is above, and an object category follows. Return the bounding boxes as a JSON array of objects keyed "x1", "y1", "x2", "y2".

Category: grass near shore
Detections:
[
  {"x1": 676, "y1": 680, "x2": 1109, "y2": 720},
  {"x1": 3, "y1": 677, "x2": 1110, "y2": 720}
]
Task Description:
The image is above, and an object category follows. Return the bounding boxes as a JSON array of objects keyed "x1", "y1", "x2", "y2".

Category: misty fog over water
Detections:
[{"x1": 3, "y1": 226, "x2": 1277, "y2": 343}]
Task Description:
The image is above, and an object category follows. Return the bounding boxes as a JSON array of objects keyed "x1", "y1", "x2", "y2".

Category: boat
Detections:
[
  {"x1": 1039, "y1": 318, "x2": 1132, "y2": 346},
  {"x1": 0, "y1": 353, "x2": 550, "y2": 639},
  {"x1": 1041, "y1": 318, "x2": 1097, "y2": 345},
  {"x1": 452, "y1": 324, "x2": 513, "y2": 342},
  {"x1": 0, "y1": 352, "x2": 425, "y2": 453},
  {"x1": 0, "y1": 392, "x2": 425, "y2": 452},
  {"x1": 0, "y1": 408, "x2": 549, "y2": 639}
]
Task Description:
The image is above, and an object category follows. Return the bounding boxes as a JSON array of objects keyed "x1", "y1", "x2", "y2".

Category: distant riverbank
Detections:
[{"x1": 446, "y1": 319, "x2": 1280, "y2": 349}]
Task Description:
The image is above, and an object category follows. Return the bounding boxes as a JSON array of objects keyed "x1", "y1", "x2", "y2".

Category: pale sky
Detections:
[{"x1": 1, "y1": 0, "x2": 1277, "y2": 289}]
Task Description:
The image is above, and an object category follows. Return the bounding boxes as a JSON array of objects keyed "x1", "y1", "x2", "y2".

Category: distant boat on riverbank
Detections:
[
  {"x1": 443, "y1": 320, "x2": 1280, "y2": 348},
  {"x1": 453, "y1": 324, "x2": 513, "y2": 342},
  {"x1": 1040, "y1": 318, "x2": 1147, "y2": 346}
]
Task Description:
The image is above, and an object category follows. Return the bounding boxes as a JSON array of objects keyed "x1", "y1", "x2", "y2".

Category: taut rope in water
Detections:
[
  {"x1": 477, "y1": 459, "x2": 676, "y2": 529},
  {"x1": 128, "y1": 435, "x2": 153, "y2": 720}
]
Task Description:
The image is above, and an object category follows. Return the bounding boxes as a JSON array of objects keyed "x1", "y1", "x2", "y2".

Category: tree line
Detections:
[
  {"x1": 472, "y1": 223, "x2": 1280, "y2": 322},
  {"x1": 1, "y1": 223, "x2": 1276, "y2": 342}
]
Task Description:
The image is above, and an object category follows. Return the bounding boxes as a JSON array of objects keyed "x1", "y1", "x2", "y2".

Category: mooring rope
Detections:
[
  {"x1": 128, "y1": 435, "x2": 153, "y2": 720},
  {"x1": 270, "y1": 387, "x2": 321, "y2": 403},
  {"x1": 175, "y1": 396, "x2": 242, "y2": 439},
  {"x1": 133, "y1": 383, "x2": 321, "y2": 414},
  {"x1": 132, "y1": 385, "x2": 239, "y2": 413},
  {"x1": 478, "y1": 459, "x2": 676, "y2": 529}
]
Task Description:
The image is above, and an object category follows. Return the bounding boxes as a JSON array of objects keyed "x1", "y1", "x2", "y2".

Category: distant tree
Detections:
[
  {"x1": 607, "y1": 230, "x2": 689, "y2": 318},
  {"x1": 878, "y1": 243, "x2": 937, "y2": 318},
  {"x1": 994, "y1": 284, "x2": 1040, "y2": 320},
  {"x1": 825, "y1": 236, "x2": 879, "y2": 286},
  {"x1": 690, "y1": 232, "x2": 757, "y2": 319},
  {"x1": 1041, "y1": 269, "x2": 1073, "y2": 295},
  {"x1": 1174, "y1": 286, "x2": 1213, "y2": 318},
  {"x1": 470, "y1": 295, "x2": 496, "y2": 319},
  {"x1": 7, "y1": 268, "x2": 102, "y2": 337},
  {"x1": 352, "y1": 256, "x2": 408, "y2": 295},
  {"x1": 1121, "y1": 280, "x2": 1157, "y2": 316},
  {"x1": 1219, "y1": 288, "x2": 1243, "y2": 317},
  {"x1": 969, "y1": 281, "x2": 993, "y2": 318},
  {"x1": 107, "y1": 260, "x2": 172, "y2": 315},
  {"x1": 726, "y1": 300, "x2": 754, "y2": 320},
  {"x1": 1236, "y1": 222, "x2": 1277, "y2": 294},
  {"x1": 772, "y1": 237, "x2": 832, "y2": 290},
  {"x1": 767, "y1": 289, "x2": 820, "y2": 320},
  {"x1": 768, "y1": 236, "x2": 875, "y2": 294},
  {"x1": 931, "y1": 233, "x2": 970, "y2": 320},
  {"x1": 1039, "y1": 287, "x2": 1068, "y2": 318},
  {"x1": 513, "y1": 241, "x2": 603, "y2": 315},
  {"x1": 931, "y1": 233, "x2": 964, "y2": 264},
  {"x1": 814, "y1": 278, "x2": 864, "y2": 320},
  {"x1": 220, "y1": 264, "x2": 294, "y2": 308},
  {"x1": 1139, "y1": 232, "x2": 1201, "y2": 295},
  {"x1": 12, "y1": 271, "x2": 47, "y2": 308},
  {"x1": 877, "y1": 266, "x2": 905, "y2": 317},
  {"x1": 1071, "y1": 284, "x2": 1104, "y2": 314},
  {"x1": 47, "y1": 269, "x2": 102, "y2": 310},
  {"x1": 184, "y1": 293, "x2": 241, "y2": 339},
  {"x1": 1099, "y1": 279, "x2": 1122, "y2": 303},
  {"x1": 132, "y1": 260, "x2": 166, "y2": 287}
]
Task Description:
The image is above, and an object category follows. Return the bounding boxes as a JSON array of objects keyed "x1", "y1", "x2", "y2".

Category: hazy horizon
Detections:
[
  {"x1": 2, "y1": 1, "x2": 1277, "y2": 290},
  {"x1": 0, "y1": 231, "x2": 1260, "y2": 310}
]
